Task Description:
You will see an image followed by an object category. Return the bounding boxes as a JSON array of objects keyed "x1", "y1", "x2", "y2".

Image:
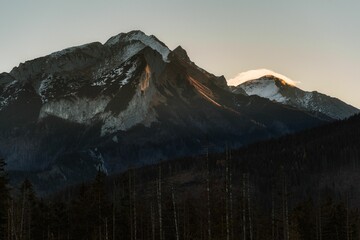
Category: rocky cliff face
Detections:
[{"x1": 0, "y1": 30, "x2": 329, "y2": 193}]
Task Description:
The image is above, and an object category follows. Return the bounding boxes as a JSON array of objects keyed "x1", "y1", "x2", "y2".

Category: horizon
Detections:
[{"x1": 1, "y1": 0, "x2": 360, "y2": 108}]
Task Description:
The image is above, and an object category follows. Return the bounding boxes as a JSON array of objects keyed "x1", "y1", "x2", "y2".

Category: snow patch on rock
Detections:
[
  {"x1": 240, "y1": 79, "x2": 287, "y2": 103},
  {"x1": 0, "y1": 80, "x2": 23, "y2": 111},
  {"x1": 93, "y1": 58, "x2": 138, "y2": 88},
  {"x1": 38, "y1": 75, "x2": 54, "y2": 103},
  {"x1": 299, "y1": 92, "x2": 313, "y2": 108}
]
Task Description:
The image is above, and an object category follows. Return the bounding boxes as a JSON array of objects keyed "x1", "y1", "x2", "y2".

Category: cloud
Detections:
[{"x1": 228, "y1": 69, "x2": 300, "y2": 86}]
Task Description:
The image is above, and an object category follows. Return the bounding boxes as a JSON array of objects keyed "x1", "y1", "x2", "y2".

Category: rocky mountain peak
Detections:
[
  {"x1": 105, "y1": 30, "x2": 170, "y2": 62},
  {"x1": 172, "y1": 45, "x2": 191, "y2": 62}
]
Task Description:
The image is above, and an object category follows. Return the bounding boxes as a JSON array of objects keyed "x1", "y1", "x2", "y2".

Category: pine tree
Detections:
[
  {"x1": 91, "y1": 170, "x2": 108, "y2": 240},
  {"x1": 157, "y1": 164, "x2": 163, "y2": 240},
  {"x1": 243, "y1": 173, "x2": 247, "y2": 240},
  {"x1": 172, "y1": 186, "x2": 179, "y2": 240},
  {"x1": 282, "y1": 175, "x2": 289, "y2": 240},
  {"x1": 19, "y1": 179, "x2": 37, "y2": 240},
  {"x1": 0, "y1": 158, "x2": 9, "y2": 240},
  {"x1": 206, "y1": 148, "x2": 212, "y2": 240}
]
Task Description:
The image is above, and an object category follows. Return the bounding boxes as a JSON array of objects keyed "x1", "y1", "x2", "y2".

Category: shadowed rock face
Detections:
[{"x1": 0, "y1": 30, "x2": 329, "y2": 193}]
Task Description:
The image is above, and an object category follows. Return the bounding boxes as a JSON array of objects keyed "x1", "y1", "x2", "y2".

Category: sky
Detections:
[{"x1": 1, "y1": 0, "x2": 360, "y2": 108}]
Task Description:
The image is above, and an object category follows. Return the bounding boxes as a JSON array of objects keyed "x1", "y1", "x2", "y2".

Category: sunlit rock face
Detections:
[{"x1": 0, "y1": 30, "x2": 332, "y2": 193}]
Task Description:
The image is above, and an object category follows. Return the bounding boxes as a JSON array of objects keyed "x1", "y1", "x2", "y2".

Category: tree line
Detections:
[
  {"x1": 2, "y1": 113, "x2": 360, "y2": 240},
  {"x1": 1, "y1": 149, "x2": 360, "y2": 240}
]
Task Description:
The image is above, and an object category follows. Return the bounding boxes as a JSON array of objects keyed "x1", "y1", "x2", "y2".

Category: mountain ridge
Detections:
[
  {"x1": 0, "y1": 30, "x2": 346, "y2": 192},
  {"x1": 233, "y1": 75, "x2": 359, "y2": 119}
]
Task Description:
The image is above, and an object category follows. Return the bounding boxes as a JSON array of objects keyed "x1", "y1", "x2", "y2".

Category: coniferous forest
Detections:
[{"x1": 1, "y1": 114, "x2": 360, "y2": 240}]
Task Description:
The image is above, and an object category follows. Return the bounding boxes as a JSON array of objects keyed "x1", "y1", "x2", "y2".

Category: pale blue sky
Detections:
[{"x1": 1, "y1": 0, "x2": 360, "y2": 107}]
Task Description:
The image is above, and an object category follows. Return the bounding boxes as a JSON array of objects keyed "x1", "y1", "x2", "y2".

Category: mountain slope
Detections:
[
  {"x1": 233, "y1": 75, "x2": 359, "y2": 119},
  {"x1": 0, "y1": 31, "x2": 330, "y2": 192}
]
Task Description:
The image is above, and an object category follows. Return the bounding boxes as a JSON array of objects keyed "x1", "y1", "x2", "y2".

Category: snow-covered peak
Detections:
[
  {"x1": 237, "y1": 75, "x2": 359, "y2": 120},
  {"x1": 105, "y1": 30, "x2": 170, "y2": 62},
  {"x1": 239, "y1": 77, "x2": 288, "y2": 103},
  {"x1": 228, "y1": 69, "x2": 298, "y2": 86}
]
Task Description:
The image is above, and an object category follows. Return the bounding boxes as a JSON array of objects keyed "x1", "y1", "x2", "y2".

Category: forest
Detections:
[{"x1": 1, "y1": 113, "x2": 360, "y2": 240}]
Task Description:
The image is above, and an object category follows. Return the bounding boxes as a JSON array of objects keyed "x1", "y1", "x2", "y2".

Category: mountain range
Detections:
[{"x1": 0, "y1": 30, "x2": 358, "y2": 192}]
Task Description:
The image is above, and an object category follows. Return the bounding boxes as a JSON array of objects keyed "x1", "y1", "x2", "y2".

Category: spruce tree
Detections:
[
  {"x1": 0, "y1": 158, "x2": 9, "y2": 240},
  {"x1": 20, "y1": 178, "x2": 38, "y2": 240},
  {"x1": 92, "y1": 170, "x2": 108, "y2": 240}
]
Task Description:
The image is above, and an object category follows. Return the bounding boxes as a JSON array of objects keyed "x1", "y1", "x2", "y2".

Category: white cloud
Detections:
[{"x1": 227, "y1": 69, "x2": 300, "y2": 86}]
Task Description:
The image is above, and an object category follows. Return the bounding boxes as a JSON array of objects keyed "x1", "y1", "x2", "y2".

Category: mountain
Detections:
[
  {"x1": 0, "y1": 30, "x2": 330, "y2": 192},
  {"x1": 233, "y1": 75, "x2": 359, "y2": 119}
]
